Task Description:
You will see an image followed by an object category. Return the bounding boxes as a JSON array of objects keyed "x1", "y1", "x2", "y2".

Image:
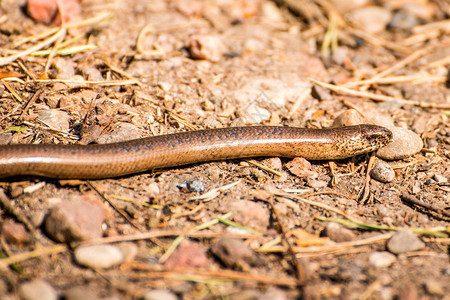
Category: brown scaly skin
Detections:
[{"x1": 0, "y1": 125, "x2": 392, "y2": 179}]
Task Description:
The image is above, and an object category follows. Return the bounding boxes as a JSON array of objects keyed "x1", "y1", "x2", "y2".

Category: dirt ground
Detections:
[{"x1": 0, "y1": 0, "x2": 449, "y2": 299}]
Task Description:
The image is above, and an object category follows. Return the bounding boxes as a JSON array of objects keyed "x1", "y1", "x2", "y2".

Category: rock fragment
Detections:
[
  {"x1": 371, "y1": 161, "x2": 395, "y2": 183},
  {"x1": 376, "y1": 127, "x2": 423, "y2": 160},
  {"x1": 386, "y1": 230, "x2": 425, "y2": 254},
  {"x1": 321, "y1": 222, "x2": 356, "y2": 242},
  {"x1": 18, "y1": 279, "x2": 58, "y2": 300},
  {"x1": 74, "y1": 244, "x2": 124, "y2": 269},
  {"x1": 44, "y1": 197, "x2": 106, "y2": 243},
  {"x1": 368, "y1": 251, "x2": 397, "y2": 268}
]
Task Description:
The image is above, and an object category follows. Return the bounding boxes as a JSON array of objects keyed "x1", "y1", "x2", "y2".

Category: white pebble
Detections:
[
  {"x1": 74, "y1": 244, "x2": 124, "y2": 269},
  {"x1": 142, "y1": 289, "x2": 178, "y2": 300},
  {"x1": 18, "y1": 279, "x2": 58, "y2": 300},
  {"x1": 368, "y1": 251, "x2": 397, "y2": 268}
]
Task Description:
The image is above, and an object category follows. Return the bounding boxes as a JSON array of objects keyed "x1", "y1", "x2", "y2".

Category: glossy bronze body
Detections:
[{"x1": 0, "y1": 125, "x2": 392, "y2": 179}]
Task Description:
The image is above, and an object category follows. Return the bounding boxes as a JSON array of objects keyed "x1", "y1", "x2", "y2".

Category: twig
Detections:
[
  {"x1": 104, "y1": 62, "x2": 143, "y2": 87},
  {"x1": 189, "y1": 180, "x2": 241, "y2": 201},
  {"x1": 87, "y1": 181, "x2": 145, "y2": 232},
  {"x1": 347, "y1": 27, "x2": 410, "y2": 54},
  {"x1": 245, "y1": 159, "x2": 282, "y2": 177},
  {"x1": 129, "y1": 262, "x2": 298, "y2": 287},
  {"x1": 401, "y1": 192, "x2": 450, "y2": 218},
  {"x1": 359, "y1": 46, "x2": 432, "y2": 89},
  {"x1": 287, "y1": 86, "x2": 311, "y2": 118},
  {"x1": 358, "y1": 155, "x2": 375, "y2": 203},
  {"x1": 0, "y1": 28, "x2": 66, "y2": 66},
  {"x1": 261, "y1": 196, "x2": 306, "y2": 286},
  {"x1": 17, "y1": 88, "x2": 43, "y2": 121},
  {"x1": 344, "y1": 74, "x2": 447, "y2": 87},
  {"x1": 77, "y1": 230, "x2": 259, "y2": 246},
  {"x1": 258, "y1": 233, "x2": 393, "y2": 257},
  {"x1": 311, "y1": 79, "x2": 450, "y2": 109},
  {"x1": 319, "y1": 217, "x2": 448, "y2": 237},
  {"x1": 0, "y1": 189, "x2": 36, "y2": 234},
  {"x1": 0, "y1": 244, "x2": 67, "y2": 270},
  {"x1": 1, "y1": 79, "x2": 24, "y2": 104},
  {"x1": 33, "y1": 79, "x2": 139, "y2": 86},
  {"x1": 273, "y1": 192, "x2": 360, "y2": 223}
]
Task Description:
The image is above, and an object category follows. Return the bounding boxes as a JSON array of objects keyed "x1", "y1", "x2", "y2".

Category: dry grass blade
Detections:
[
  {"x1": 245, "y1": 159, "x2": 282, "y2": 177},
  {"x1": 344, "y1": 74, "x2": 447, "y2": 87},
  {"x1": 129, "y1": 263, "x2": 298, "y2": 287},
  {"x1": 356, "y1": 46, "x2": 434, "y2": 90},
  {"x1": 0, "y1": 244, "x2": 67, "y2": 270},
  {"x1": 257, "y1": 233, "x2": 392, "y2": 257},
  {"x1": 77, "y1": 230, "x2": 259, "y2": 247},
  {"x1": 1, "y1": 79, "x2": 24, "y2": 103},
  {"x1": 189, "y1": 180, "x2": 241, "y2": 201},
  {"x1": 311, "y1": 79, "x2": 450, "y2": 109},
  {"x1": 273, "y1": 192, "x2": 360, "y2": 223},
  {"x1": 347, "y1": 27, "x2": 410, "y2": 54},
  {"x1": 34, "y1": 79, "x2": 139, "y2": 86},
  {"x1": 0, "y1": 28, "x2": 66, "y2": 66},
  {"x1": 87, "y1": 181, "x2": 145, "y2": 232}
]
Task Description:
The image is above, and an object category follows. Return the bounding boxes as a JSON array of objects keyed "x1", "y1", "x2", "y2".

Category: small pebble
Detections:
[
  {"x1": 285, "y1": 157, "x2": 313, "y2": 177},
  {"x1": 411, "y1": 182, "x2": 421, "y2": 194},
  {"x1": 117, "y1": 242, "x2": 138, "y2": 262},
  {"x1": 433, "y1": 174, "x2": 447, "y2": 184},
  {"x1": 376, "y1": 127, "x2": 423, "y2": 160},
  {"x1": 321, "y1": 222, "x2": 356, "y2": 242},
  {"x1": 332, "y1": 109, "x2": 368, "y2": 127},
  {"x1": 306, "y1": 178, "x2": 328, "y2": 190},
  {"x1": 258, "y1": 287, "x2": 287, "y2": 300},
  {"x1": 230, "y1": 290, "x2": 261, "y2": 300},
  {"x1": 350, "y1": 6, "x2": 392, "y2": 34},
  {"x1": 45, "y1": 197, "x2": 106, "y2": 243},
  {"x1": 398, "y1": 285, "x2": 418, "y2": 300},
  {"x1": 371, "y1": 161, "x2": 395, "y2": 183},
  {"x1": 423, "y1": 280, "x2": 444, "y2": 296},
  {"x1": 442, "y1": 267, "x2": 450, "y2": 275},
  {"x1": 233, "y1": 78, "x2": 310, "y2": 108},
  {"x1": 74, "y1": 244, "x2": 124, "y2": 269},
  {"x1": 81, "y1": 66, "x2": 104, "y2": 81},
  {"x1": 145, "y1": 182, "x2": 160, "y2": 195},
  {"x1": 329, "y1": 0, "x2": 369, "y2": 14},
  {"x1": 0, "y1": 132, "x2": 13, "y2": 145},
  {"x1": 18, "y1": 279, "x2": 58, "y2": 300},
  {"x1": 261, "y1": 157, "x2": 283, "y2": 171},
  {"x1": 95, "y1": 122, "x2": 141, "y2": 144},
  {"x1": 51, "y1": 58, "x2": 75, "y2": 79},
  {"x1": 231, "y1": 200, "x2": 269, "y2": 231},
  {"x1": 386, "y1": 230, "x2": 425, "y2": 254},
  {"x1": 142, "y1": 289, "x2": 178, "y2": 300},
  {"x1": 1, "y1": 220, "x2": 30, "y2": 245},
  {"x1": 244, "y1": 103, "x2": 271, "y2": 124},
  {"x1": 368, "y1": 251, "x2": 397, "y2": 268},
  {"x1": 163, "y1": 242, "x2": 208, "y2": 268},
  {"x1": 211, "y1": 238, "x2": 261, "y2": 269},
  {"x1": 176, "y1": 0, "x2": 203, "y2": 18},
  {"x1": 27, "y1": 0, "x2": 81, "y2": 25},
  {"x1": 177, "y1": 180, "x2": 205, "y2": 193},
  {"x1": 37, "y1": 109, "x2": 70, "y2": 132},
  {"x1": 389, "y1": 10, "x2": 419, "y2": 30},
  {"x1": 188, "y1": 35, "x2": 224, "y2": 62},
  {"x1": 402, "y1": 1, "x2": 436, "y2": 20}
]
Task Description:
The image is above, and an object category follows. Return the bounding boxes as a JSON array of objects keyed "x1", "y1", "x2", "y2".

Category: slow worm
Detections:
[{"x1": 0, "y1": 125, "x2": 392, "y2": 179}]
